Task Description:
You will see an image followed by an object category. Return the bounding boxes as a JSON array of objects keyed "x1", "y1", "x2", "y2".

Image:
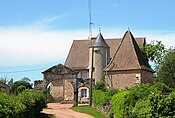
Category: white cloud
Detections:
[
  {"x1": 0, "y1": 27, "x2": 88, "y2": 66},
  {"x1": 0, "y1": 26, "x2": 174, "y2": 66}
]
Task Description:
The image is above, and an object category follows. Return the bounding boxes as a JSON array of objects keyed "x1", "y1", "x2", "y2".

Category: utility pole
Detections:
[{"x1": 89, "y1": 47, "x2": 94, "y2": 106}]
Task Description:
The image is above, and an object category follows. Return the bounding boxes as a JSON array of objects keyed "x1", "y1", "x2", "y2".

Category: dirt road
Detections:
[{"x1": 41, "y1": 103, "x2": 94, "y2": 118}]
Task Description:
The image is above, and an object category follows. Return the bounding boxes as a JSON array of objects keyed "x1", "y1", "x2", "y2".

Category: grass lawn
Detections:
[
  {"x1": 38, "y1": 113, "x2": 55, "y2": 118},
  {"x1": 71, "y1": 105, "x2": 106, "y2": 118}
]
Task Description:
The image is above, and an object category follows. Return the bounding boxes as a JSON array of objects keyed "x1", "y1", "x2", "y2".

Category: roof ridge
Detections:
[{"x1": 128, "y1": 31, "x2": 142, "y2": 69}]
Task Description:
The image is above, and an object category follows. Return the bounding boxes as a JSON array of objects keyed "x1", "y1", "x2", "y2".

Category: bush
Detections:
[
  {"x1": 0, "y1": 90, "x2": 46, "y2": 118},
  {"x1": 107, "y1": 88, "x2": 119, "y2": 98},
  {"x1": 111, "y1": 90, "x2": 129, "y2": 118},
  {"x1": 0, "y1": 93, "x2": 26, "y2": 118},
  {"x1": 150, "y1": 82, "x2": 174, "y2": 93},
  {"x1": 94, "y1": 81, "x2": 106, "y2": 92},
  {"x1": 132, "y1": 99, "x2": 152, "y2": 117},
  {"x1": 92, "y1": 90, "x2": 109, "y2": 108}
]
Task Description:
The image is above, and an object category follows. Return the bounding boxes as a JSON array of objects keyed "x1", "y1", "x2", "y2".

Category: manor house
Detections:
[{"x1": 35, "y1": 30, "x2": 153, "y2": 103}]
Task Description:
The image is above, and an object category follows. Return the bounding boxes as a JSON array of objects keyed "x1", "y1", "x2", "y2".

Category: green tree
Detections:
[
  {"x1": 21, "y1": 77, "x2": 31, "y2": 83},
  {"x1": 8, "y1": 78, "x2": 14, "y2": 88},
  {"x1": 11, "y1": 78, "x2": 33, "y2": 94},
  {"x1": 0, "y1": 77, "x2": 9, "y2": 84},
  {"x1": 140, "y1": 40, "x2": 166, "y2": 65},
  {"x1": 157, "y1": 48, "x2": 175, "y2": 88}
]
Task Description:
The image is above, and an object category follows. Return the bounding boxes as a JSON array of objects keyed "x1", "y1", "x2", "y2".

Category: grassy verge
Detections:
[{"x1": 71, "y1": 105, "x2": 106, "y2": 118}]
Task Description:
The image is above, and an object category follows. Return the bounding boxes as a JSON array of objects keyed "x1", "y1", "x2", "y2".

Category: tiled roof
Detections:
[
  {"x1": 106, "y1": 31, "x2": 153, "y2": 72},
  {"x1": 64, "y1": 36, "x2": 146, "y2": 70}
]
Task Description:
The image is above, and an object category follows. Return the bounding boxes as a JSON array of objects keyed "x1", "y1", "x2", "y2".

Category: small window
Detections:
[{"x1": 81, "y1": 89, "x2": 87, "y2": 98}]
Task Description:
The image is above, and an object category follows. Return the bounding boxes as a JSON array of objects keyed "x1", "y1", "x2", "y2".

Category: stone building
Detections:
[{"x1": 35, "y1": 30, "x2": 153, "y2": 103}]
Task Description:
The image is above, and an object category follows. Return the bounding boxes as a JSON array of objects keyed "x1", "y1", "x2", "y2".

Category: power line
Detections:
[{"x1": 0, "y1": 68, "x2": 46, "y2": 74}]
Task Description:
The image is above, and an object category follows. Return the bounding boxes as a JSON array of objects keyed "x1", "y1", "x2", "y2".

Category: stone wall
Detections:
[
  {"x1": 141, "y1": 70, "x2": 153, "y2": 84},
  {"x1": 34, "y1": 80, "x2": 43, "y2": 90},
  {"x1": 106, "y1": 70, "x2": 153, "y2": 89},
  {"x1": 106, "y1": 70, "x2": 141, "y2": 89},
  {"x1": 50, "y1": 79, "x2": 64, "y2": 102},
  {"x1": 49, "y1": 79, "x2": 74, "y2": 102},
  {"x1": 64, "y1": 80, "x2": 74, "y2": 101}
]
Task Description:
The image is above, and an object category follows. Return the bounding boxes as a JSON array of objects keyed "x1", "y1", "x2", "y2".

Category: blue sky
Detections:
[{"x1": 0, "y1": 0, "x2": 175, "y2": 83}]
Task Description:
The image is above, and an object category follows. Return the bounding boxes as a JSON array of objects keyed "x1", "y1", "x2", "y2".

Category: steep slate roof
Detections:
[
  {"x1": 92, "y1": 33, "x2": 109, "y2": 48},
  {"x1": 106, "y1": 31, "x2": 153, "y2": 72},
  {"x1": 65, "y1": 36, "x2": 146, "y2": 70}
]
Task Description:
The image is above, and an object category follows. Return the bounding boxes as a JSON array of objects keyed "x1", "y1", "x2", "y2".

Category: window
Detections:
[{"x1": 81, "y1": 89, "x2": 87, "y2": 98}]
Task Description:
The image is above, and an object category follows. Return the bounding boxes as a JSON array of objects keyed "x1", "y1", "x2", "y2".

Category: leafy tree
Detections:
[
  {"x1": 11, "y1": 78, "x2": 33, "y2": 94},
  {"x1": 17, "y1": 85, "x2": 26, "y2": 93},
  {"x1": 21, "y1": 77, "x2": 31, "y2": 83},
  {"x1": 8, "y1": 78, "x2": 14, "y2": 88},
  {"x1": 140, "y1": 40, "x2": 166, "y2": 65},
  {"x1": 157, "y1": 48, "x2": 175, "y2": 88},
  {"x1": 0, "y1": 77, "x2": 9, "y2": 84}
]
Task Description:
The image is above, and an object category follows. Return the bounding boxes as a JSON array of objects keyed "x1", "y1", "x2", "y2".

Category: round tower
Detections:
[{"x1": 89, "y1": 32, "x2": 110, "y2": 83}]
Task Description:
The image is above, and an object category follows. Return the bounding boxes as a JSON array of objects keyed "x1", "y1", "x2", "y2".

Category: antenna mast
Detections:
[{"x1": 88, "y1": 0, "x2": 92, "y2": 39}]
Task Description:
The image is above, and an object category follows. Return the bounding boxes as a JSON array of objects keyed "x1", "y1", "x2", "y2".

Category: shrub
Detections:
[
  {"x1": 0, "y1": 93, "x2": 26, "y2": 118},
  {"x1": 92, "y1": 90, "x2": 109, "y2": 108},
  {"x1": 107, "y1": 88, "x2": 119, "y2": 99},
  {"x1": 111, "y1": 90, "x2": 130, "y2": 118},
  {"x1": 150, "y1": 82, "x2": 174, "y2": 93},
  {"x1": 132, "y1": 99, "x2": 152, "y2": 117},
  {"x1": 94, "y1": 81, "x2": 106, "y2": 92},
  {"x1": 0, "y1": 90, "x2": 46, "y2": 118},
  {"x1": 17, "y1": 91, "x2": 46, "y2": 118}
]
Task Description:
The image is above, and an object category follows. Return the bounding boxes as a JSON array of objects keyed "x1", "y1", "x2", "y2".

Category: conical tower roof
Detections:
[
  {"x1": 92, "y1": 32, "x2": 109, "y2": 48},
  {"x1": 106, "y1": 30, "x2": 153, "y2": 72}
]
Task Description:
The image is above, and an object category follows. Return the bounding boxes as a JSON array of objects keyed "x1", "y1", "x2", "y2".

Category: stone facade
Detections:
[{"x1": 106, "y1": 70, "x2": 153, "y2": 89}]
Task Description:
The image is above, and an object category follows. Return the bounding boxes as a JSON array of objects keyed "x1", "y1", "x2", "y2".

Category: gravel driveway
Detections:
[{"x1": 41, "y1": 103, "x2": 94, "y2": 118}]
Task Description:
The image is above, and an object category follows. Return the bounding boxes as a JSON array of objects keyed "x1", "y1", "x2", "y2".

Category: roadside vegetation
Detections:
[
  {"x1": 71, "y1": 105, "x2": 106, "y2": 118},
  {"x1": 0, "y1": 77, "x2": 55, "y2": 118},
  {"x1": 0, "y1": 90, "x2": 48, "y2": 118}
]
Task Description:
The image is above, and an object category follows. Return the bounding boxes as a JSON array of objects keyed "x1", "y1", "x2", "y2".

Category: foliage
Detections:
[
  {"x1": 111, "y1": 90, "x2": 130, "y2": 118},
  {"x1": 8, "y1": 78, "x2": 14, "y2": 88},
  {"x1": 157, "y1": 48, "x2": 175, "y2": 88},
  {"x1": 92, "y1": 90, "x2": 109, "y2": 108},
  {"x1": 110, "y1": 83, "x2": 175, "y2": 118},
  {"x1": 0, "y1": 77, "x2": 9, "y2": 84},
  {"x1": 139, "y1": 40, "x2": 166, "y2": 65},
  {"x1": 71, "y1": 105, "x2": 106, "y2": 118},
  {"x1": 0, "y1": 93, "x2": 26, "y2": 118},
  {"x1": 17, "y1": 85, "x2": 26, "y2": 93},
  {"x1": 132, "y1": 99, "x2": 151, "y2": 117},
  {"x1": 107, "y1": 88, "x2": 119, "y2": 99},
  {"x1": 93, "y1": 81, "x2": 107, "y2": 92},
  {"x1": 11, "y1": 79, "x2": 33, "y2": 94},
  {"x1": 150, "y1": 82, "x2": 174, "y2": 93},
  {"x1": 0, "y1": 90, "x2": 46, "y2": 118}
]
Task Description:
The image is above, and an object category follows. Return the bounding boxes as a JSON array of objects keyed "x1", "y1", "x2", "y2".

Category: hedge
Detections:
[
  {"x1": 111, "y1": 83, "x2": 175, "y2": 118},
  {"x1": 0, "y1": 90, "x2": 46, "y2": 118}
]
